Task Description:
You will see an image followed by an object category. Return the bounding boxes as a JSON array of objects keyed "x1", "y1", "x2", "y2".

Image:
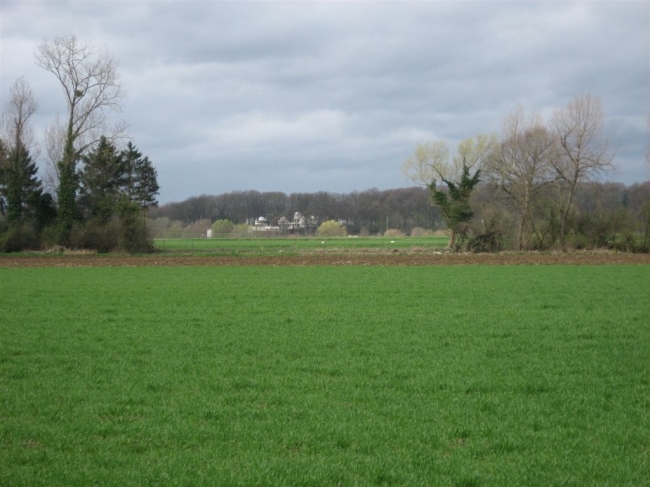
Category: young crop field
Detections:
[
  {"x1": 1, "y1": 265, "x2": 649, "y2": 486},
  {"x1": 154, "y1": 235, "x2": 450, "y2": 253}
]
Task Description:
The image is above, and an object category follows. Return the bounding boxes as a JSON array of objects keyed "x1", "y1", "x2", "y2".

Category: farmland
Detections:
[
  {"x1": 153, "y1": 236, "x2": 450, "y2": 253},
  {"x1": 1, "y1": 264, "x2": 648, "y2": 486}
]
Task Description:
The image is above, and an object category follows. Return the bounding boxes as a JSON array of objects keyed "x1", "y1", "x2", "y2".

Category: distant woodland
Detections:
[{"x1": 149, "y1": 181, "x2": 650, "y2": 251}]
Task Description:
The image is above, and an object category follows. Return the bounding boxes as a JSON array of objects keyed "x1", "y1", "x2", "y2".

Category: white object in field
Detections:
[{"x1": 206, "y1": 229, "x2": 213, "y2": 238}]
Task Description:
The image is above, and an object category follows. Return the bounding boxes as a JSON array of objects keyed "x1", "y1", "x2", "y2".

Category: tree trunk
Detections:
[
  {"x1": 448, "y1": 228, "x2": 456, "y2": 250},
  {"x1": 517, "y1": 213, "x2": 525, "y2": 251},
  {"x1": 559, "y1": 179, "x2": 577, "y2": 249},
  {"x1": 57, "y1": 121, "x2": 77, "y2": 246}
]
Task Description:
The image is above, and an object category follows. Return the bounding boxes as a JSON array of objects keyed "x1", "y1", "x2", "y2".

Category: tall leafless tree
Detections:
[
  {"x1": 486, "y1": 107, "x2": 556, "y2": 250},
  {"x1": 36, "y1": 35, "x2": 126, "y2": 243},
  {"x1": 550, "y1": 94, "x2": 615, "y2": 247},
  {"x1": 2, "y1": 77, "x2": 38, "y2": 153}
]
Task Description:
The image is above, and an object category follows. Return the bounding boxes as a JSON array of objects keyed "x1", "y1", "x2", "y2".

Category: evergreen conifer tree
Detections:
[
  {"x1": 0, "y1": 141, "x2": 43, "y2": 226},
  {"x1": 120, "y1": 142, "x2": 159, "y2": 210},
  {"x1": 78, "y1": 136, "x2": 126, "y2": 222}
]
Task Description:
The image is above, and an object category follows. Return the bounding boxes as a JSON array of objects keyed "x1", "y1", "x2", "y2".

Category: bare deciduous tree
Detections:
[
  {"x1": 1, "y1": 77, "x2": 38, "y2": 152},
  {"x1": 550, "y1": 93, "x2": 615, "y2": 247},
  {"x1": 36, "y1": 35, "x2": 126, "y2": 243},
  {"x1": 36, "y1": 35, "x2": 125, "y2": 154},
  {"x1": 486, "y1": 106, "x2": 556, "y2": 250}
]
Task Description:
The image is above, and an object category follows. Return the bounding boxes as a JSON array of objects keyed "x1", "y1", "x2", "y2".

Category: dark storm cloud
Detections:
[{"x1": 1, "y1": 1, "x2": 648, "y2": 202}]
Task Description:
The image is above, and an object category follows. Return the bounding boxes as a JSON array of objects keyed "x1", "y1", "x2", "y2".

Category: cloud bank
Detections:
[{"x1": 2, "y1": 0, "x2": 648, "y2": 202}]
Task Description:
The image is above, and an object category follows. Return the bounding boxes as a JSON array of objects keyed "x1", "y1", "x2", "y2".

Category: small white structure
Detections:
[
  {"x1": 249, "y1": 216, "x2": 279, "y2": 233},
  {"x1": 278, "y1": 212, "x2": 307, "y2": 232},
  {"x1": 248, "y1": 212, "x2": 321, "y2": 234},
  {"x1": 206, "y1": 229, "x2": 213, "y2": 238}
]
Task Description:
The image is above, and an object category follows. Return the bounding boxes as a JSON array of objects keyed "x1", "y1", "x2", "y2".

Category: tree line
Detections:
[
  {"x1": 148, "y1": 179, "x2": 649, "y2": 251},
  {"x1": 148, "y1": 187, "x2": 441, "y2": 238},
  {"x1": 402, "y1": 95, "x2": 650, "y2": 252},
  {"x1": 0, "y1": 36, "x2": 159, "y2": 252}
]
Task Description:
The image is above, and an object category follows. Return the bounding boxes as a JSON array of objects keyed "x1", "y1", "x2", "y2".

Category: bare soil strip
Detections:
[{"x1": 1, "y1": 252, "x2": 649, "y2": 268}]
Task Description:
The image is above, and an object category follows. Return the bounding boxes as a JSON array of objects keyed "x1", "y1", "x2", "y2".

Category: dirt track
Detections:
[{"x1": 1, "y1": 251, "x2": 649, "y2": 268}]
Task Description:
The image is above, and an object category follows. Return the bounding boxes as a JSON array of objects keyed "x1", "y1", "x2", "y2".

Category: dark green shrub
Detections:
[
  {"x1": 609, "y1": 232, "x2": 649, "y2": 253},
  {"x1": 0, "y1": 224, "x2": 40, "y2": 252},
  {"x1": 117, "y1": 200, "x2": 152, "y2": 253},
  {"x1": 39, "y1": 225, "x2": 59, "y2": 250},
  {"x1": 70, "y1": 219, "x2": 120, "y2": 253},
  {"x1": 467, "y1": 229, "x2": 505, "y2": 253}
]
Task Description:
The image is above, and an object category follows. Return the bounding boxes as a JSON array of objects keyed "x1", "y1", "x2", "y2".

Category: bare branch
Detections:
[
  {"x1": 549, "y1": 93, "x2": 616, "y2": 246},
  {"x1": 550, "y1": 93, "x2": 615, "y2": 183},
  {"x1": 484, "y1": 106, "x2": 556, "y2": 250},
  {"x1": 1, "y1": 77, "x2": 39, "y2": 152},
  {"x1": 35, "y1": 35, "x2": 125, "y2": 158}
]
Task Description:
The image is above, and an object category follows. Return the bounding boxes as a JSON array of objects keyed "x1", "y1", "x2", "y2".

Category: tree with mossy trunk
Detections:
[
  {"x1": 402, "y1": 135, "x2": 497, "y2": 249},
  {"x1": 36, "y1": 35, "x2": 125, "y2": 245},
  {"x1": 429, "y1": 165, "x2": 481, "y2": 250}
]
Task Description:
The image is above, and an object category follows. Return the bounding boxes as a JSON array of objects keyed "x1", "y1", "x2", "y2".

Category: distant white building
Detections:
[
  {"x1": 246, "y1": 212, "x2": 321, "y2": 234},
  {"x1": 278, "y1": 212, "x2": 307, "y2": 232},
  {"x1": 248, "y1": 216, "x2": 279, "y2": 233}
]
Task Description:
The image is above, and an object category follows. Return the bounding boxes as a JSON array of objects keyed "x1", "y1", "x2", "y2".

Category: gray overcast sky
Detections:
[{"x1": 1, "y1": 0, "x2": 648, "y2": 203}]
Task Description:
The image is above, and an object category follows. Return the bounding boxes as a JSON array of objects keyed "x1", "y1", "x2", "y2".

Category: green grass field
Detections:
[
  {"x1": 154, "y1": 236, "x2": 449, "y2": 253},
  {"x1": 1, "y1": 265, "x2": 649, "y2": 486}
]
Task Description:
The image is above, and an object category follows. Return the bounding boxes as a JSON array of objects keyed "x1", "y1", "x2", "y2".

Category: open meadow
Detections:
[
  {"x1": 153, "y1": 236, "x2": 450, "y2": 254},
  {"x1": 1, "y1": 264, "x2": 649, "y2": 486}
]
